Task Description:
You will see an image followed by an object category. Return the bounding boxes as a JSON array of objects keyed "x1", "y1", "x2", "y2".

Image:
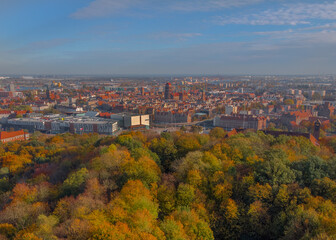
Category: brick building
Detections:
[
  {"x1": 214, "y1": 114, "x2": 267, "y2": 130},
  {"x1": 280, "y1": 111, "x2": 312, "y2": 126},
  {"x1": 0, "y1": 130, "x2": 29, "y2": 143},
  {"x1": 154, "y1": 111, "x2": 192, "y2": 123},
  {"x1": 317, "y1": 102, "x2": 334, "y2": 118}
]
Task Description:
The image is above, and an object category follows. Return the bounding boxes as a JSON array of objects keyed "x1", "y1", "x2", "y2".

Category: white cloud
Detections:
[
  {"x1": 8, "y1": 39, "x2": 74, "y2": 54},
  {"x1": 253, "y1": 26, "x2": 336, "y2": 45},
  {"x1": 150, "y1": 32, "x2": 202, "y2": 41},
  {"x1": 214, "y1": 1, "x2": 336, "y2": 25},
  {"x1": 170, "y1": 0, "x2": 264, "y2": 11},
  {"x1": 71, "y1": 0, "x2": 264, "y2": 19},
  {"x1": 72, "y1": 0, "x2": 141, "y2": 19}
]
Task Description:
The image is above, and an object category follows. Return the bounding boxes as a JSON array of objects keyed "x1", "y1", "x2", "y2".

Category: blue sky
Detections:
[{"x1": 1, "y1": 0, "x2": 336, "y2": 75}]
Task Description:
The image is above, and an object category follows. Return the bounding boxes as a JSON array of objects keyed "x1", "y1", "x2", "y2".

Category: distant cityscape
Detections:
[{"x1": 0, "y1": 74, "x2": 335, "y2": 143}]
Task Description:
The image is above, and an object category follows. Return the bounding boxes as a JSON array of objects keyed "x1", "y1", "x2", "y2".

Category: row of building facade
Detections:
[{"x1": 3, "y1": 113, "x2": 150, "y2": 135}]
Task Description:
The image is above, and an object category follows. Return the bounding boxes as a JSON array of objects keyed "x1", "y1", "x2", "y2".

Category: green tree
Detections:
[
  {"x1": 292, "y1": 156, "x2": 329, "y2": 187},
  {"x1": 62, "y1": 168, "x2": 89, "y2": 196},
  {"x1": 209, "y1": 127, "x2": 226, "y2": 139},
  {"x1": 176, "y1": 184, "x2": 195, "y2": 208},
  {"x1": 150, "y1": 137, "x2": 177, "y2": 171},
  {"x1": 255, "y1": 149, "x2": 296, "y2": 186}
]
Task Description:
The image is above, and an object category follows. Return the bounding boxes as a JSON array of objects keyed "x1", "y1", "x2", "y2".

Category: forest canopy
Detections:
[{"x1": 0, "y1": 129, "x2": 336, "y2": 239}]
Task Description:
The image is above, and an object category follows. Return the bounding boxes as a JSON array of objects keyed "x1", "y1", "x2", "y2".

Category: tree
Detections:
[
  {"x1": 283, "y1": 207, "x2": 321, "y2": 239},
  {"x1": 150, "y1": 137, "x2": 177, "y2": 171},
  {"x1": 1, "y1": 153, "x2": 31, "y2": 174},
  {"x1": 311, "y1": 177, "x2": 336, "y2": 203},
  {"x1": 160, "y1": 218, "x2": 188, "y2": 240},
  {"x1": 284, "y1": 99, "x2": 294, "y2": 105},
  {"x1": 62, "y1": 168, "x2": 89, "y2": 196},
  {"x1": 157, "y1": 184, "x2": 176, "y2": 218},
  {"x1": 122, "y1": 156, "x2": 161, "y2": 187},
  {"x1": 34, "y1": 215, "x2": 59, "y2": 240},
  {"x1": 292, "y1": 156, "x2": 329, "y2": 187},
  {"x1": 175, "y1": 135, "x2": 201, "y2": 157},
  {"x1": 107, "y1": 180, "x2": 161, "y2": 238},
  {"x1": 115, "y1": 134, "x2": 142, "y2": 150},
  {"x1": 255, "y1": 149, "x2": 296, "y2": 186},
  {"x1": 209, "y1": 127, "x2": 226, "y2": 139},
  {"x1": 166, "y1": 208, "x2": 214, "y2": 240},
  {"x1": 176, "y1": 184, "x2": 195, "y2": 208},
  {"x1": 246, "y1": 201, "x2": 271, "y2": 238},
  {"x1": 191, "y1": 125, "x2": 202, "y2": 134},
  {"x1": 174, "y1": 151, "x2": 221, "y2": 182},
  {"x1": 212, "y1": 198, "x2": 240, "y2": 240}
]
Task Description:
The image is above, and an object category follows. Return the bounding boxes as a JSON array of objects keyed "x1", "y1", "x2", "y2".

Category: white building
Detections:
[
  {"x1": 110, "y1": 113, "x2": 150, "y2": 129},
  {"x1": 225, "y1": 105, "x2": 238, "y2": 115}
]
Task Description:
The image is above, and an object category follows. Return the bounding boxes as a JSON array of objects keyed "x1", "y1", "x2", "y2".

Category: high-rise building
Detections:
[
  {"x1": 9, "y1": 83, "x2": 15, "y2": 92},
  {"x1": 201, "y1": 90, "x2": 206, "y2": 102},
  {"x1": 46, "y1": 86, "x2": 50, "y2": 100},
  {"x1": 164, "y1": 83, "x2": 172, "y2": 100}
]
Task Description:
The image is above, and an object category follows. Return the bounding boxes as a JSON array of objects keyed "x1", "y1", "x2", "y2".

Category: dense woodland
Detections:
[{"x1": 0, "y1": 128, "x2": 336, "y2": 239}]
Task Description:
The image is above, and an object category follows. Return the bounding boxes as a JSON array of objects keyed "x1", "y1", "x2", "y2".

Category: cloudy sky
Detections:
[{"x1": 1, "y1": 0, "x2": 336, "y2": 75}]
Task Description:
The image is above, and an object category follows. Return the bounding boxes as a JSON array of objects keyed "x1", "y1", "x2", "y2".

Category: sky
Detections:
[{"x1": 1, "y1": 0, "x2": 336, "y2": 75}]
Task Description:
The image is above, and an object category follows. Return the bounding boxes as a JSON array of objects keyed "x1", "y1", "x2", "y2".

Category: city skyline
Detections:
[{"x1": 1, "y1": 0, "x2": 336, "y2": 75}]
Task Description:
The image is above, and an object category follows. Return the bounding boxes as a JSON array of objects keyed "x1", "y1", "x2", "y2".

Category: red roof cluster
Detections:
[
  {"x1": 0, "y1": 130, "x2": 25, "y2": 140},
  {"x1": 99, "y1": 112, "x2": 112, "y2": 118}
]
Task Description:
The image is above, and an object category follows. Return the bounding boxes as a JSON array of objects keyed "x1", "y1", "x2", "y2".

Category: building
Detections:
[
  {"x1": 6, "y1": 116, "x2": 119, "y2": 135},
  {"x1": 313, "y1": 120, "x2": 321, "y2": 140},
  {"x1": 280, "y1": 111, "x2": 312, "y2": 126},
  {"x1": 225, "y1": 105, "x2": 238, "y2": 115},
  {"x1": 46, "y1": 87, "x2": 50, "y2": 100},
  {"x1": 110, "y1": 113, "x2": 150, "y2": 129},
  {"x1": 214, "y1": 114, "x2": 267, "y2": 130},
  {"x1": 56, "y1": 105, "x2": 84, "y2": 115},
  {"x1": 317, "y1": 102, "x2": 334, "y2": 118},
  {"x1": 154, "y1": 111, "x2": 192, "y2": 123},
  {"x1": 164, "y1": 83, "x2": 172, "y2": 100},
  {"x1": 9, "y1": 83, "x2": 15, "y2": 92},
  {"x1": 0, "y1": 130, "x2": 29, "y2": 143},
  {"x1": 294, "y1": 89, "x2": 302, "y2": 95},
  {"x1": 68, "y1": 119, "x2": 119, "y2": 135},
  {"x1": 0, "y1": 91, "x2": 14, "y2": 98},
  {"x1": 262, "y1": 130, "x2": 319, "y2": 146},
  {"x1": 7, "y1": 118, "x2": 47, "y2": 132},
  {"x1": 0, "y1": 110, "x2": 11, "y2": 119}
]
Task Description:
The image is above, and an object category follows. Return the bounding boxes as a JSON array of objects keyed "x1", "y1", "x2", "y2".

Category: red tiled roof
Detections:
[
  {"x1": 14, "y1": 110, "x2": 27, "y2": 115},
  {"x1": 0, "y1": 130, "x2": 25, "y2": 140},
  {"x1": 220, "y1": 114, "x2": 266, "y2": 121},
  {"x1": 290, "y1": 111, "x2": 311, "y2": 118},
  {"x1": 99, "y1": 112, "x2": 112, "y2": 118},
  {"x1": 227, "y1": 129, "x2": 238, "y2": 137},
  {"x1": 290, "y1": 121, "x2": 298, "y2": 127},
  {"x1": 0, "y1": 110, "x2": 10, "y2": 114},
  {"x1": 309, "y1": 134, "x2": 319, "y2": 146}
]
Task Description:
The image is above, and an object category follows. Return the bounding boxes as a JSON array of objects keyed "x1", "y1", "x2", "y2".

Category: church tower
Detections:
[{"x1": 313, "y1": 120, "x2": 321, "y2": 140}]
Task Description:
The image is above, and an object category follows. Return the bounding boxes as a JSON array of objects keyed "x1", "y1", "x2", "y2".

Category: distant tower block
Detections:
[
  {"x1": 313, "y1": 120, "x2": 321, "y2": 140},
  {"x1": 9, "y1": 83, "x2": 15, "y2": 92},
  {"x1": 201, "y1": 90, "x2": 206, "y2": 102},
  {"x1": 46, "y1": 87, "x2": 50, "y2": 100},
  {"x1": 164, "y1": 82, "x2": 172, "y2": 100},
  {"x1": 141, "y1": 87, "x2": 145, "y2": 96}
]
